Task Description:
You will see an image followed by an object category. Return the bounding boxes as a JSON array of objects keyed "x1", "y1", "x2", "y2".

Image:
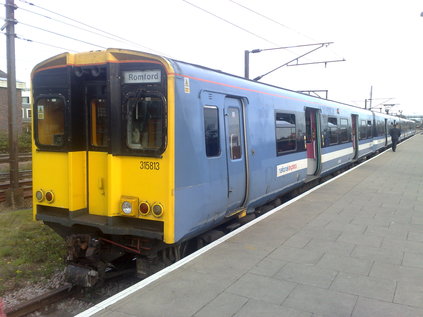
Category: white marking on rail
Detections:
[{"x1": 75, "y1": 137, "x2": 411, "y2": 317}]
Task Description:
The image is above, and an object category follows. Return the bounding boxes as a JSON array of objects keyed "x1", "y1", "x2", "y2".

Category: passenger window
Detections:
[
  {"x1": 328, "y1": 117, "x2": 338, "y2": 145},
  {"x1": 90, "y1": 99, "x2": 108, "y2": 147},
  {"x1": 228, "y1": 107, "x2": 242, "y2": 160},
  {"x1": 204, "y1": 106, "x2": 220, "y2": 157},
  {"x1": 126, "y1": 95, "x2": 164, "y2": 151},
  {"x1": 276, "y1": 112, "x2": 296, "y2": 155},
  {"x1": 339, "y1": 118, "x2": 349, "y2": 143},
  {"x1": 35, "y1": 97, "x2": 65, "y2": 146}
]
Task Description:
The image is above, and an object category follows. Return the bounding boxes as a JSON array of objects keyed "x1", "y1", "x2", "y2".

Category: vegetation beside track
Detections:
[
  {"x1": 0, "y1": 128, "x2": 32, "y2": 154},
  {"x1": 0, "y1": 208, "x2": 65, "y2": 296}
]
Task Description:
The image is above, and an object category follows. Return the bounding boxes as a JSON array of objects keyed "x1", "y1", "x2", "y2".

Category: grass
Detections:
[{"x1": 0, "y1": 208, "x2": 66, "y2": 295}]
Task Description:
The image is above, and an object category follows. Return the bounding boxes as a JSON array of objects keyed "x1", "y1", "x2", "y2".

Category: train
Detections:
[{"x1": 31, "y1": 48, "x2": 416, "y2": 286}]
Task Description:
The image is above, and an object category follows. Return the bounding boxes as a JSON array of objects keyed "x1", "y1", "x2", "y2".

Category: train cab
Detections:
[{"x1": 32, "y1": 50, "x2": 177, "y2": 256}]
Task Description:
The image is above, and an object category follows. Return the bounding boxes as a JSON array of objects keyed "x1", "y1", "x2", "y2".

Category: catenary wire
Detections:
[
  {"x1": 229, "y1": 0, "x2": 345, "y2": 61},
  {"x1": 16, "y1": 5, "x2": 135, "y2": 45},
  {"x1": 18, "y1": 20, "x2": 108, "y2": 49},
  {"x1": 229, "y1": 0, "x2": 320, "y2": 43},
  {"x1": 0, "y1": 31, "x2": 78, "y2": 52},
  {"x1": 181, "y1": 0, "x2": 279, "y2": 46},
  {"x1": 17, "y1": 0, "x2": 134, "y2": 42},
  {"x1": 16, "y1": 0, "x2": 165, "y2": 54}
]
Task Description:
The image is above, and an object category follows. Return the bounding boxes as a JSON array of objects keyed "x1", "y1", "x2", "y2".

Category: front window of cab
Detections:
[
  {"x1": 35, "y1": 97, "x2": 65, "y2": 147},
  {"x1": 126, "y1": 95, "x2": 165, "y2": 153}
]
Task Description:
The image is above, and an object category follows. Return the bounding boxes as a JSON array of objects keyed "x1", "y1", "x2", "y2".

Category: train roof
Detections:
[
  {"x1": 32, "y1": 48, "x2": 411, "y2": 123},
  {"x1": 169, "y1": 56, "x2": 359, "y2": 108},
  {"x1": 167, "y1": 55, "x2": 414, "y2": 123}
]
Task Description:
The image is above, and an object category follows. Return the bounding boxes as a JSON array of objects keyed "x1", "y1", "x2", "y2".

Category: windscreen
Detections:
[{"x1": 126, "y1": 95, "x2": 164, "y2": 151}]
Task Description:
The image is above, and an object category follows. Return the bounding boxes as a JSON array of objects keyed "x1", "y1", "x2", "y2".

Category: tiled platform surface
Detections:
[{"x1": 83, "y1": 134, "x2": 423, "y2": 317}]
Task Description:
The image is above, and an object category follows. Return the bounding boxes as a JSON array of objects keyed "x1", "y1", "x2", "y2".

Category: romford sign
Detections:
[{"x1": 123, "y1": 70, "x2": 161, "y2": 84}]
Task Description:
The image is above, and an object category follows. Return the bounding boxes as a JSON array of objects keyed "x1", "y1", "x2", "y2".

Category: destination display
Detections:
[{"x1": 123, "y1": 70, "x2": 161, "y2": 84}]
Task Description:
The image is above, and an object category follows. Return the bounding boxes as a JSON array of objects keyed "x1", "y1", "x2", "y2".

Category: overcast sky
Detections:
[{"x1": 2, "y1": 0, "x2": 422, "y2": 115}]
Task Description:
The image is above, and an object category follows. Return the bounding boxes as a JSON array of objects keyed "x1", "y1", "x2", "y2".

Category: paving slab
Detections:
[
  {"x1": 351, "y1": 245, "x2": 404, "y2": 265},
  {"x1": 233, "y1": 299, "x2": 312, "y2": 317},
  {"x1": 303, "y1": 239, "x2": 356, "y2": 257},
  {"x1": 274, "y1": 262, "x2": 338, "y2": 288},
  {"x1": 193, "y1": 293, "x2": 248, "y2": 317},
  {"x1": 283, "y1": 284, "x2": 357, "y2": 317},
  {"x1": 316, "y1": 252, "x2": 373, "y2": 275},
  {"x1": 330, "y1": 272, "x2": 396, "y2": 302},
  {"x1": 80, "y1": 135, "x2": 423, "y2": 317},
  {"x1": 394, "y1": 280, "x2": 423, "y2": 309},
  {"x1": 225, "y1": 272, "x2": 296, "y2": 305},
  {"x1": 352, "y1": 297, "x2": 423, "y2": 317}
]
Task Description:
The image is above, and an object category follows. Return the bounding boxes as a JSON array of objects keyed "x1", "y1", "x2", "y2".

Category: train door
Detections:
[
  {"x1": 351, "y1": 114, "x2": 359, "y2": 159},
  {"x1": 224, "y1": 97, "x2": 247, "y2": 212},
  {"x1": 85, "y1": 83, "x2": 109, "y2": 215},
  {"x1": 305, "y1": 107, "x2": 321, "y2": 176}
]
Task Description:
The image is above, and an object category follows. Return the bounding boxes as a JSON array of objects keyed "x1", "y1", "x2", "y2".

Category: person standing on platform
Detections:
[{"x1": 389, "y1": 124, "x2": 401, "y2": 152}]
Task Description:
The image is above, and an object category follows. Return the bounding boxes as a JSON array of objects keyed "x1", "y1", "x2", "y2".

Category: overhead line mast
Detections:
[{"x1": 2, "y1": 0, "x2": 22, "y2": 208}]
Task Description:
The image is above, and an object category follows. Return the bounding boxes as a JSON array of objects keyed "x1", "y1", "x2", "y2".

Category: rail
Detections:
[
  {"x1": 4, "y1": 269, "x2": 137, "y2": 316},
  {"x1": 0, "y1": 153, "x2": 32, "y2": 164},
  {"x1": 0, "y1": 153, "x2": 32, "y2": 203},
  {"x1": 0, "y1": 172, "x2": 32, "y2": 203},
  {"x1": 4, "y1": 284, "x2": 77, "y2": 317}
]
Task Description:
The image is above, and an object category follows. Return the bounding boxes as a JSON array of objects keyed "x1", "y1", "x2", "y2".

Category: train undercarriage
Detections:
[
  {"x1": 64, "y1": 233, "x2": 184, "y2": 287},
  {"x1": 60, "y1": 218, "x2": 243, "y2": 287}
]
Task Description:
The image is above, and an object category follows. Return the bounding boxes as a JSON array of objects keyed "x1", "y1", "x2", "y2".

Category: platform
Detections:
[{"x1": 78, "y1": 134, "x2": 423, "y2": 317}]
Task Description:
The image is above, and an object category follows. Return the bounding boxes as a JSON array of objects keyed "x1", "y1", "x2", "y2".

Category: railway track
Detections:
[
  {"x1": 3, "y1": 269, "x2": 139, "y2": 317},
  {"x1": 0, "y1": 153, "x2": 32, "y2": 164},
  {"x1": 4, "y1": 284, "x2": 77, "y2": 317},
  {"x1": 0, "y1": 171, "x2": 32, "y2": 203},
  {"x1": 0, "y1": 152, "x2": 32, "y2": 203}
]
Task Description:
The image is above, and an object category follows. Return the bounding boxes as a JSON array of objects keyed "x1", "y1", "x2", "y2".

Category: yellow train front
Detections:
[{"x1": 32, "y1": 49, "x2": 177, "y2": 286}]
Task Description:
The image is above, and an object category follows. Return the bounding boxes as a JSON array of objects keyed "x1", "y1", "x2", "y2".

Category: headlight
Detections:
[
  {"x1": 121, "y1": 201, "x2": 132, "y2": 214},
  {"x1": 119, "y1": 196, "x2": 139, "y2": 217}
]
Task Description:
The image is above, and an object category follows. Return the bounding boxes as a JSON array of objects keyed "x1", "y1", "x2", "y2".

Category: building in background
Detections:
[
  {"x1": 0, "y1": 70, "x2": 27, "y2": 133},
  {"x1": 21, "y1": 89, "x2": 31, "y2": 124}
]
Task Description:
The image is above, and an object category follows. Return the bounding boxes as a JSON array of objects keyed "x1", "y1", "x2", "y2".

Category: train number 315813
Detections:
[{"x1": 139, "y1": 161, "x2": 160, "y2": 170}]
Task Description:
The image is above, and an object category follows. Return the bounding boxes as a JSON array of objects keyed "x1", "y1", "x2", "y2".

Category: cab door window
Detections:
[
  {"x1": 90, "y1": 98, "x2": 108, "y2": 147},
  {"x1": 35, "y1": 97, "x2": 65, "y2": 147}
]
